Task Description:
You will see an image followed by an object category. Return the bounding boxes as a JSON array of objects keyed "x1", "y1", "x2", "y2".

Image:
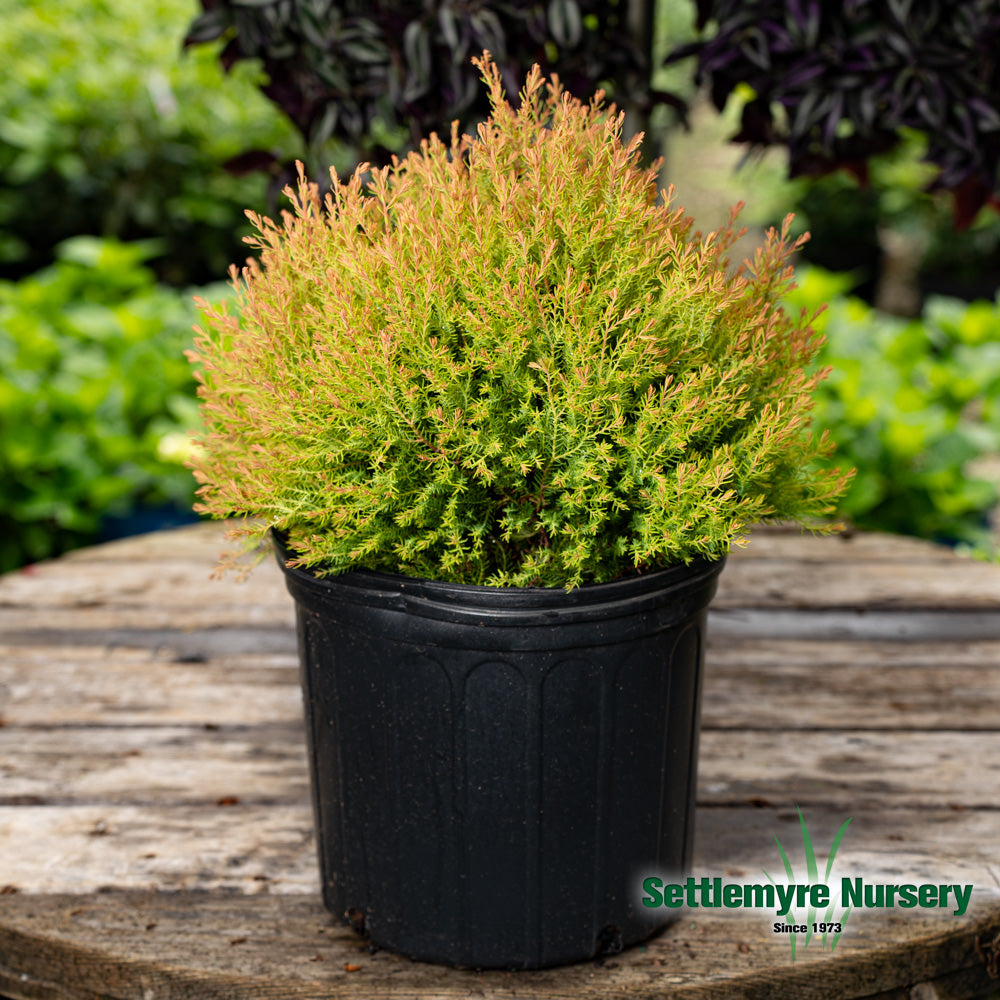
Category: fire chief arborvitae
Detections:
[{"x1": 187, "y1": 51, "x2": 850, "y2": 589}]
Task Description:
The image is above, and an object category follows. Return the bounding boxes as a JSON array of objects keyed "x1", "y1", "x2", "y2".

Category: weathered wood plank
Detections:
[
  {"x1": 2, "y1": 523, "x2": 1000, "y2": 999},
  {"x1": 0, "y1": 560, "x2": 291, "y2": 612},
  {"x1": 709, "y1": 608, "x2": 1000, "y2": 641},
  {"x1": 2, "y1": 726, "x2": 998, "y2": 810},
  {"x1": 0, "y1": 890, "x2": 998, "y2": 1000},
  {"x1": 2, "y1": 805, "x2": 998, "y2": 897},
  {"x1": 4, "y1": 602, "x2": 1000, "y2": 642},
  {"x1": 46, "y1": 521, "x2": 965, "y2": 566},
  {"x1": 697, "y1": 730, "x2": 1000, "y2": 808},
  {"x1": 0, "y1": 647, "x2": 302, "y2": 726},
  {"x1": 0, "y1": 724, "x2": 309, "y2": 806},
  {"x1": 53, "y1": 521, "x2": 243, "y2": 563},
  {"x1": 3, "y1": 640, "x2": 1000, "y2": 731},
  {"x1": 0, "y1": 606, "x2": 296, "y2": 632},
  {"x1": 5, "y1": 524, "x2": 997, "y2": 616},
  {"x1": 0, "y1": 804, "x2": 317, "y2": 894},
  {"x1": 702, "y1": 639, "x2": 1000, "y2": 730},
  {"x1": 730, "y1": 528, "x2": 971, "y2": 563},
  {"x1": 713, "y1": 557, "x2": 1000, "y2": 609},
  {"x1": 865, "y1": 964, "x2": 1000, "y2": 1000},
  {"x1": 706, "y1": 637, "x2": 1000, "y2": 668},
  {"x1": 8, "y1": 606, "x2": 1000, "y2": 650}
]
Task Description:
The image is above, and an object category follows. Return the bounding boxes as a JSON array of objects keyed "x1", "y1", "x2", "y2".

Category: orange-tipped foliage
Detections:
[{"x1": 188, "y1": 52, "x2": 850, "y2": 588}]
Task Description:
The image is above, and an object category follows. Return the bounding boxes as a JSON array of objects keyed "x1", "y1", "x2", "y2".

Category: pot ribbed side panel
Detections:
[{"x1": 295, "y1": 606, "x2": 707, "y2": 969}]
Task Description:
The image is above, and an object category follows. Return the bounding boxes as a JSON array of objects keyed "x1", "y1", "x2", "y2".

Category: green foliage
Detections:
[
  {"x1": 0, "y1": 238, "x2": 225, "y2": 572},
  {"x1": 0, "y1": 0, "x2": 300, "y2": 285},
  {"x1": 776, "y1": 130, "x2": 1000, "y2": 303},
  {"x1": 189, "y1": 56, "x2": 848, "y2": 589},
  {"x1": 787, "y1": 267, "x2": 1000, "y2": 554}
]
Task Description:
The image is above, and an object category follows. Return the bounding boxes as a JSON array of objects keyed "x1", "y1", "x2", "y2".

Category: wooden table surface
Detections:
[{"x1": 1, "y1": 522, "x2": 999, "y2": 999}]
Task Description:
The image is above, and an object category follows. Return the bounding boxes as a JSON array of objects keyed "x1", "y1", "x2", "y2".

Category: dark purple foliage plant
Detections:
[
  {"x1": 667, "y1": 0, "x2": 1000, "y2": 227},
  {"x1": 184, "y1": 0, "x2": 674, "y2": 192}
]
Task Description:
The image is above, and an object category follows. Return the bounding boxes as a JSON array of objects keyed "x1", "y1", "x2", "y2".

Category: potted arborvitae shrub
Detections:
[{"x1": 187, "y1": 52, "x2": 849, "y2": 970}]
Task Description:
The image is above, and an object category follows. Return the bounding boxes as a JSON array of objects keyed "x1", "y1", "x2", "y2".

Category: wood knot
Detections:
[{"x1": 975, "y1": 928, "x2": 1000, "y2": 979}]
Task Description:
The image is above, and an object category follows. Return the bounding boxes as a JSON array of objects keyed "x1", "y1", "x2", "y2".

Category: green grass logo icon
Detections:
[{"x1": 763, "y1": 806, "x2": 853, "y2": 963}]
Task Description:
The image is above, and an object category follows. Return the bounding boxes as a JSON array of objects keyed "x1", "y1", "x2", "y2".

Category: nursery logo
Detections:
[
  {"x1": 761, "y1": 807, "x2": 853, "y2": 963},
  {"x1": 641, "y1": 807, "x2": 976, "y2": 964}
]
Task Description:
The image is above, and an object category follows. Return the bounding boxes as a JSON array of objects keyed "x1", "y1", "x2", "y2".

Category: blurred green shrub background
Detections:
[
  {"x1": 789, "y1": 267, "x2": 1000, "y2": 556},
  {"x1": 666, "y1": 85, "x2": 1000, "y2": 562},
  {"x1": 0, "y1": 236, "x2": 231, "y2": 572},
  {"x1": 1, "y1": 0, "x2": 998, "y2": 573},
  {"x1": 0, "y1": 0, "x2": 290, "y2": 571},
  {"x1": 0, "y1": 0, "x2": 298, "y2": 286}
]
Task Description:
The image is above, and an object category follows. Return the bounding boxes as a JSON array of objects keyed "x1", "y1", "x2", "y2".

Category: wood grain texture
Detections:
[
  {"x1": 2, "y1": 805, "x2": 997, "y2": 899},
  {"x1": 1, "y1": 522, "x2": 999, "y2": 999},
  {"x1": 5, "y1": 639, "x2": 1000, "y2": 731},
  {"x1": 714, "y1": 556, "x2": 1000, "y2": 609},
  {"x1": 2, "y1": 726, "x2": 999, "y2": 810},
  {"x1": 1, "y1": 893, "x2": 998, "y2": 1000},
  {"x1": 703, "y1": 639, "x2": 1000, "y2": 729}
]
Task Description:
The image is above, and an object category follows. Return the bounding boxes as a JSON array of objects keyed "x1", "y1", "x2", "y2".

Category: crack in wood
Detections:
[{"x1": 710, "y1": 609, "x2": 1000, "y2": 641}]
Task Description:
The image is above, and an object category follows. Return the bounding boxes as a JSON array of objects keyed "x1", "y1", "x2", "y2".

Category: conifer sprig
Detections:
[{"x1": 188, "y1": 52, "x2": 850, "y2": 589}]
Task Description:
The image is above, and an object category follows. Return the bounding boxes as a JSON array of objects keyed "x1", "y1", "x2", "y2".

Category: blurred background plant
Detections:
[
  {"x1": 0, "y1": 236, "x2": 229, "y2": 573},
  {"x1": 666, "y1": 1, "x2": 1000, "y2": 220},
  {"x1": 2, "y1": 0, "x2": 998, "y2": 573},
  {"x1": 180, "y1": 0, "x2": 692, "y2": 193},
  {"x1": 0, "y1": 0, "x2": 299, "y2": 286},
  {"x1": 663, "y1": 0, "x2": 1000, "y2": 559},
  {"x1": 788, "y1": 267, "x2": 1000, "y2": 556},
  {"x1": 0, "y1": 0, "x2": 268, "y2": 570},
  {"x1": 664, "y1": 0, "x2": 1000, "y2": 312}
]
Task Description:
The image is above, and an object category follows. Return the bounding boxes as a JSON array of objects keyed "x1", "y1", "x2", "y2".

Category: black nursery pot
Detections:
[{"x1": 274, "y1": 534, "x2": 725, "y2": 970}]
